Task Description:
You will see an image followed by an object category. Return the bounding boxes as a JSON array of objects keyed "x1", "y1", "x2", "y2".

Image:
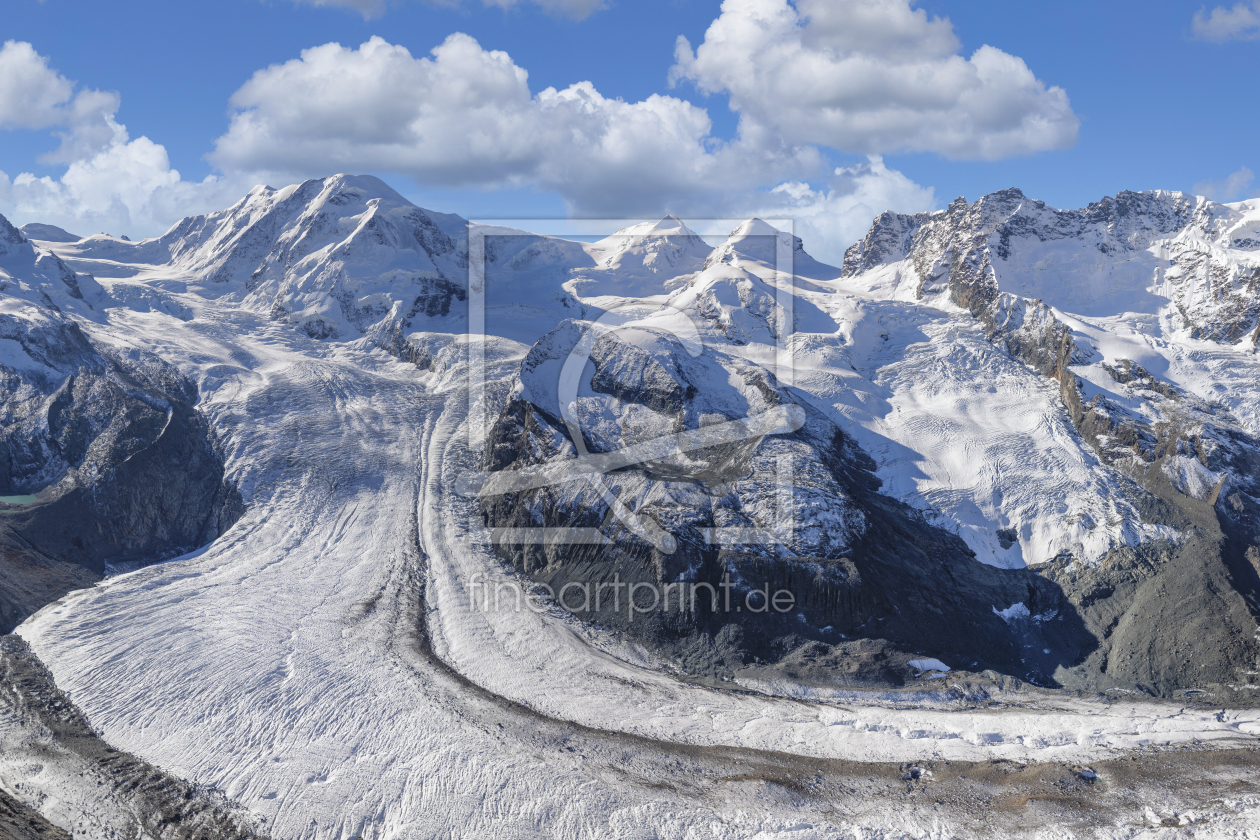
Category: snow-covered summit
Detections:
[
  {"x1": 18, "y1": 223, "x2": 83, "y2": 244},
  {"x1": 46, "y1": 175, "x2": 472, "y2": 341},
  {"x1": 586, "y1": 215, "x2": 712, "y2": 277},
  {"x1": 0, "y1": 213, "x2": 102, "y2": 313},
  {"x1": 704, "y1": 217, "x2": 839, "y2": 281},
  {"x1": 842, "y1": 187, "x2": 1260, "y2": 342}
]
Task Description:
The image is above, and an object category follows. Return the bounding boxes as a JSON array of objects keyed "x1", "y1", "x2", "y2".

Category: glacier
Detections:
[{"x1": 2, "y1": 175, "x2": 1260, "y2": 838}]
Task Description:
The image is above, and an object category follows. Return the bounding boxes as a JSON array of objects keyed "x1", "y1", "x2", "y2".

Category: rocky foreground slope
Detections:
[{"x1": 0, "y1": 635, "x2": 264, "y2": 839}]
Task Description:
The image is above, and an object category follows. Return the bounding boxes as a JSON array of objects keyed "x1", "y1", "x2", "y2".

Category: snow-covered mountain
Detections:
[
  {"x1": 590, "y1": 215, "x2": 712, "y2": 276},
  {"x1": 844, "y1": 188, "x2": 1260, "y2": 343},
  {"x1": 0, "y1": 214, "x2": 239, "y2": 633},
  {"x1": 19, "y1": 222, "x2": 83, "y2": 244},
  {"x1": 49, "y1": 175, "x2": 470, "y2": 342},
  {"x1": 840, "y1": 187, "x2": 1260, "y2": 544},
  {"x1": 8, "y1": 176, "x2": 1260, "y2": 840},
  {"x1": 0, "y1": 214, "x2": 100, "y2": 313},
  {"x1": 703, "y1": 216, "x2": 838, "y2": 282}
]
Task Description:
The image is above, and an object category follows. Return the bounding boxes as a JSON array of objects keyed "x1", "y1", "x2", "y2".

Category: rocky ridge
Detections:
[
  {"x1": 842, "y1": 189, "x2": 1260, "y2": 694},
  {"x1": 477, "y1": 318, "x2": 1096, "y2": 686},
  {"x1": 0, "y1": 214, "x2": 242, "y2": 632}
]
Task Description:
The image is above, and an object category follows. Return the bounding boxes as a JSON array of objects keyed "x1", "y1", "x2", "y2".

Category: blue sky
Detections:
[{"x1": 1, "y1": 0, "x2": 1257, "y2": 259}]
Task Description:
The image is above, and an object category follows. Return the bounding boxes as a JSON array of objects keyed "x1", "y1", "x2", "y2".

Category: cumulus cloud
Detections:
[
  {"x1": 1192, "y1": 3, "x2": 1260, "y2": 41},
  {"x1": 752, "y1": 156, "x2": 937, "y2": 265},
  {"x1": 211, "y1": 34, "x2": 822, "y2": 216},
  {"x1": 0, "y1": 40, "x2": 77, "y2": 129},
  {"x1": 8, "y1": 0, "x2": 1083, "y2": 249},
  {"x1": 0, "y1": 41, "x2": 244, "y2": 238},
  {"x1": 1193, "y1": 167, "x2": 1255, "y2": 202},
  {"x1": 207, "y1": 2, "x2": 1080, "y2": 247},
  {"x1": 670, "y1": 0, "x2": 1079, "y2": 160},
  {"x1": 287, "y1": 0, "x2": 606, "y2": 21},
  {"x1": 5, "y1": 0, "x2": 1085, "y2": 250},
  {"x1": 0, "y1": 40, "x2": 123, "y2": 164}
]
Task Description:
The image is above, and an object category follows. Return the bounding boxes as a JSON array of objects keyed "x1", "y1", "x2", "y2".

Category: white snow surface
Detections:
[
  {"x1": 17, "y1": 302, "x2": 1260, "y2": 839},
  {"x1": 9, "y1": 179, "x2": 1260, "y2": 838},
  {"x1": 907, "y1": 659, "x2": 950, "y2": 672},
  {"x1": 826, "y1": 189, "x2": 1260, "y2": 565}
]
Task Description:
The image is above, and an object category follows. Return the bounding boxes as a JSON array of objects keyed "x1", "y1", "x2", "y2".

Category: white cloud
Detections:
[
  {"x1": 1193, "y1": 166, "x2": 1255, "y2": 202},
  {"x1": 0, "y1": 144, "x2": 244, "y2": 241},
  {"x1": 0, "y1": 42, "x2": 244, "y2": 238},
  {"x1": 0, "y1": 0, "x2": 1084, "y2": 250},
  {"x1": 747, "y1": 156, "x2": 937, "y2": 265},
  {"x1": 670, "y1": 0, "x2": 1079, "y2": 160},
  {"x1": 1192, "y1": 3, "x2": 1260, "y2": 41},
  {"x1": 287, "y1": 0, "x2": 606, "y2": 20},
  {"x1": 4, "y1": 0, "x2": 1086, "y2": 250},
  {"x1": 211, "y1": 35, "x2": 823, "y2": 216},
  {"x1": 0, "y1": 40, "x2": 76, "y2": 129},
  {"x1": 0, "y1": 40, "x2": 122, "y2": 164},
  {"x1": 206, "y1": 33, "x2": 939, "y2": 252}
]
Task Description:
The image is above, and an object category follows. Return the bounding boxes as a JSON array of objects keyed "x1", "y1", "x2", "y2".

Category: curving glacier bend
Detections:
[{"x1": 4, "y1": 175, "x2": 1260, "y2": 837}]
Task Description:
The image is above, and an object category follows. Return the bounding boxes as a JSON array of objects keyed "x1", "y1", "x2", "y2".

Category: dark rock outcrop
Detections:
[
  {"x1": 843, "y1": 190, "x2": 1260, "y2": 695},
  {"x1": 476, "y1": 321, "x2": 1095, "y2": 687},
  {"x1": 0, "y1": 315, "x2": 242, "y2": 633},
  {"x1": 0, "y1": 789, "x2": 70, "y2": 840}
]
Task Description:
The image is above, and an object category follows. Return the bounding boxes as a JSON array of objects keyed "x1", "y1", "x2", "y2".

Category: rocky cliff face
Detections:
[
  {"x1": 0, "y1": 346, "x2": 244, "y2": 632},
  {"x1": 476, "y1": 320, "x2": 1096, "y2": 686},
  {"x1": 843, "y1": 189, "x2": 1260, "y2": 496},
  {"x1": 0, "y1": 215, "x2": 241, "y2": 633},
  {"x1": 841, "y1": 189, "x2": 1260, "y2": 695},
  {"x1": 843, "y1": 188, "x2": 1260, "y2": 343}
]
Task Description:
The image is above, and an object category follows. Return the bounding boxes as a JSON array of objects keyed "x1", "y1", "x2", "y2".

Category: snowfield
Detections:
[
  {"x1": 6, "y1": 178, "x2": 1260, "y2": 837},
  {"x1": 15, "y1": 298, "x2": 1260, "y2": 839}
]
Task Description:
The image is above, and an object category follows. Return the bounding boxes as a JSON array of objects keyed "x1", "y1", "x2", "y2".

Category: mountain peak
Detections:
[
  {"x1": 19, "y1": 223, "x2": 82, "y2": 244},
  {"x1": 318, "y1": 173, "x2": 411, "y2": 203},
  {"x1": 608, "y1": 215, "x2": 701, "y2": 239},
  {"x1": 589, "y1": 216, "x2": 711, "y2": 278},
  {"x1": 700, "y1": 217, "x2": 838, "y2": 280},
  {"x1": 728, "y1": 218, "x2": 784, "y2": 239}
]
